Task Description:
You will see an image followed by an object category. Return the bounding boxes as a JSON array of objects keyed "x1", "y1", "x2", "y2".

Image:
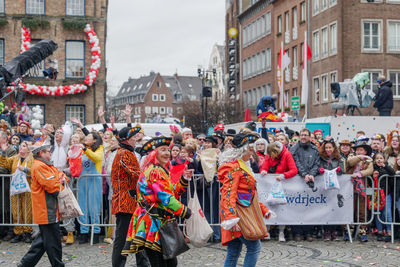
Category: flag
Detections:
[
  {"x1": 301, "y1": 33, "x2": 312, "y2": 105},
  {"x1": 277, "y1": 44, "x2": 291, "y2": 110}
]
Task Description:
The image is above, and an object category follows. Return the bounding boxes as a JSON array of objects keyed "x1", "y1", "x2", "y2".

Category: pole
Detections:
[
  {"x1": 280, "y1": 41, "x2": 284, "y2": 112},
  {"x1": 306, "y1": 0, "x2": 311, "y2": 120},
  {"x1": 304, "y1": 30, "x2": 308, "y2": 121}
]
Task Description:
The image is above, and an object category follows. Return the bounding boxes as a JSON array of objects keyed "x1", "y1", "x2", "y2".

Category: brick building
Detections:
[
  {"x1": 0, "y1": 0, "x2": 107, "y2": 125},
  {"x1": 234, "y1": 0, "x2": 400, "y2": 119},
  {"x1": 310, "y1": 0, "x2": 400, "y2": 117},
  {"x1": 110, "y1": 72, "x2": 202, "y2": 123}
]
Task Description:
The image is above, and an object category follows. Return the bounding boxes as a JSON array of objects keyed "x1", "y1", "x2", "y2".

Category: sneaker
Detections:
[
  {"x1": 294, "y1": 235, "x2": 302, "y2": 242},
  {"x1": 332, "y1": 232, "x2": 340, "y2": 241},
  {"x1": 66, "y1": 232, "x2": 74, "y2": 245},
  {"x1": 343, "y1": 234, "x2": 350, "y2": 241},
  {"x1": 104, "y1": 238, "x2": 113, "y2": 244},
  {"x1": 279, "y1": 232, "x2": 286, "y2": 242},
  {"x1": 306, "y1": 236, "x2": 313, "y2": 242},
  {"x1": 324, "y1": 231, "x2": 331, "y2": 241},
  {"x1": 79, "y1": 234, "x2": 88, "y2": 244},
  {"x1": 360, "y1": 234, "x2": 368, "y2": 242},
  {"x1": 10, "y1": 234, "x2": 23, "y2": 243}
]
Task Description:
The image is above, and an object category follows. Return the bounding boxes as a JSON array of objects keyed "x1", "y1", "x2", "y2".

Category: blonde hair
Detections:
[{"x1": 267, "y1": 143, "x2": 281, "y2": 158}]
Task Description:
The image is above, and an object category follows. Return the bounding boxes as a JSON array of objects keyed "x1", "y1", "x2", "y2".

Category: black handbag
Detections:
[{"x1": 156, "y1": 219, "x2": 190, "y2": 260}]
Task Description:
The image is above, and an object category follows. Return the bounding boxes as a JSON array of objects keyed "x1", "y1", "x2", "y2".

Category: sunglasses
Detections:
[{"x1": 198, "y1": 138, "x2": 205, "y2": 141}]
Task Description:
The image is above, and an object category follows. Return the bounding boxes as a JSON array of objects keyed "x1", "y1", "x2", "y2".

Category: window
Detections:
[
  {"x1": 65, "y1": 105, "x2": 85, "y2": 124},
  {"x1": 165, "y1": 83, "x2": 170, "y2": 87},
  {"x1": 167, "y1": 107, "x2": 173, "y2": 114},
  {"x1": 28, "y1": 39, "x2": 45, "y2": 77},
  {"x1": 266, "y1": 11, "x2": 271, "y2": 34},
  {"x1": 160, "y1": 107, "x2": 166, "y2": 114},
  {"x1": 28, "y1": 104, "x2": 45, "y2": 125},
  {"x1": 261, "y1": 15, "x2": 266, "y2": 35},
  {"x1": 330, "y1": 0, "x2": 337, "y2": 6},
  {"x1": 65, "y1": 41, "x2": 84, "y2": 78},
  {"x1": 313, "y1": 0, "x2": 319, "y2": 15},
  {"x1": 362, "y1": 69, "x2": 383, "y2": 93},
  {"x1": 330, "y1": 23, "x2": 337, "y2": 54},
  {"x1": 388, "y1": 21, "x2": 400, "y2": 52},
  {"x1": 0, "y1": 39, "x2": 3, "y2": 66},
  {"x1": 26, "y1": 0, "x2": 45, "y2": 15},
  {"x1": 152, "y1": 107, "x2": 158, "y2": 113},
  {"x1": 321, "y1": 27, "x2": 328, "y2": 58},
  {"x1": 160, "y1": 94, "x2": 166, "y2": 101},
  {"x1": 261, "y1": 51, "x2": 266, "y2": 71},
  {"x1": 330, "y1": 71, "x2": 337, "y2": 99},
  {"x1": 66, "y1": 0, "x2": 84, "y2": 16},
  {"x1": 267, "y1": 84, "x2": 272, "y2": 95},
  {"x1": 266, "y1": 48, "x2": 271, "y2": 70},
  {"x1": 285, "y1": 90, "x2": 290, "y2": 107},
  {"x1": 389, "y1": 71, "x2": 400, "y2": 97},
  {"x1": 313, "y1": 30, "x2": 320, "y2": 60},
  {"x1": 293, "y1": 88, "x2": 298, "y2": 96},
  {"x1": 253, "y1": 88, "x2": 257, "y2": 106},
  {"x1": 145, "y1": 106, "x2": 151, "y2": 114},
  {"x1": 0, "y1": 0, "x2": 4, "y2": 13},
  {"x1": 146, "y1": 82, "x2": 151, "y2": 88},
  {"x1": 293, "y1": 7, "x2": 297, "y2": 27},
  {"x1": 321, "y1": 0, "x2": 328, "y2": 11},
  {"x1": 278, "y1": 16, "x2": 282, "y2": 33},
  {"x1": 285, "y1": 12, "x2": 289, "y2": 32},
  {"x1": 293, "y1": 46, "x2": 298, "y2": 66},
  {"x1": 321, "y1": 74, "x2": 328, "y2": 101},
  {"x1": 362, "y1": 20, "x2": 381, "y2": 51},
  {"x1": 313, "y1": 77, "x2": 320, "y2": 103},
  {"x1": 152, "y1": 94, "x2": 158, "y2": 101},
  {"x1": 300, "y1": 2, "x2": 306, "y2": 22}
]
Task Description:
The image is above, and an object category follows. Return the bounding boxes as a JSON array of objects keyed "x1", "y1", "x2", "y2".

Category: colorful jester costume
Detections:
[{"x1": 122, "y1": 160, "x2": 189, "y2": 255}]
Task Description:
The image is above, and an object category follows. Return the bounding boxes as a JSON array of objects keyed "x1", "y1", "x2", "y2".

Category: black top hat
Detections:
[
  {"x1": 226, "y1": 129, "x2": 236, "y2": 137},
  {"x1": 205, "y1": 135, "x2": 218, "y2": 145},
  {"x1": 140, "y1": 137, "x2": 172, "y2": 156},
  {"x1": 352, "y1": 140, "x2": 372, "y2": 155},
  {"x1": 232, "y1": 133, "x2": 259, "y2": 148}
]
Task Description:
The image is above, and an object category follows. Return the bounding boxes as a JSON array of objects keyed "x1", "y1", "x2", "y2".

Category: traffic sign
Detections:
[{"x1": 291, "y1": 96, "x2": 300, "y2": 111}]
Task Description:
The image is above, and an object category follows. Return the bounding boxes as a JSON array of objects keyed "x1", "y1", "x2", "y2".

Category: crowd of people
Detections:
[{"x1": 0, "y1": 103, "x2": 399, "y2": 266}]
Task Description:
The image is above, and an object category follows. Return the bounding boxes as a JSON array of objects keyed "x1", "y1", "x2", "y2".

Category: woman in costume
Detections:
[
  {"x1": 218, "y1": 133, "x2": 271, "y2": 267},
  {"x1": 122, "y1": 137, "x2": 192, "y2": 267}
]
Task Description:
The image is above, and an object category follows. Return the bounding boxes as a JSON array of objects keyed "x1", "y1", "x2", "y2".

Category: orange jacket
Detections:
[
  {"x1": 111, "y1": 147, "x2": 140, "y2": 215},
  {"x1": 31, "y1": 158, "x2": 66, "y2": 225},
  {"x1": 218, "y1": 160, "x2": 269, "y2": 246}
]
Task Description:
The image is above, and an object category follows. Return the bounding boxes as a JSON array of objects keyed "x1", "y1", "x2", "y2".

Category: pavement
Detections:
[{"x1": 0, "y1": 238, "x2": 400, "y2": 267}]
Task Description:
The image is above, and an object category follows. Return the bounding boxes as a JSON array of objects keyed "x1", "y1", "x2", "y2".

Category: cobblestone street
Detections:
[{"x1": 1, "y1": 239, "x2": 400, "y2": 267}]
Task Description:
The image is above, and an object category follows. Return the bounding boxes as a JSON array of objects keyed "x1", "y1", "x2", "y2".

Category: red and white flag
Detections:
[
  {"x1": 277, "y1": 43, "x2": 291, "y2": 110},
  {"x1": 301, "y1": 32, "x2": 312, "y2": 105}
]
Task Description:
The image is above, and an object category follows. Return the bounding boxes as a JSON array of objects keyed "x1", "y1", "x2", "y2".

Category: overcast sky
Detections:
[{"x1": 106, "y1": 1, "x2": 226, "y2": 95}]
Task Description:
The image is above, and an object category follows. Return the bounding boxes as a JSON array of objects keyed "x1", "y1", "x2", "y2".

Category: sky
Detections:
[{"x1": 106, "y1": 0, "x2": 226, "y2": 95}]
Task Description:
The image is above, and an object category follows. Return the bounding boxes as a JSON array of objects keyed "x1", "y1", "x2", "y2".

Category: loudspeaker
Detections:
[{"x1": 202, "y1": 86, "x2": 212, "y2": 97}]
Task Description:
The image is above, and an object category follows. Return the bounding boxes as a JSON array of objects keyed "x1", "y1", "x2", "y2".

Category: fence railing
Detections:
[{"x1": 2, "y1": 173, "x2": 400, "y2": 244}]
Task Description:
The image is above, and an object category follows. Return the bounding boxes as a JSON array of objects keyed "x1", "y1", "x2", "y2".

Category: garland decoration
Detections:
[{"x1": 7, "y1": 24, "x2": 101, "y2": 96}]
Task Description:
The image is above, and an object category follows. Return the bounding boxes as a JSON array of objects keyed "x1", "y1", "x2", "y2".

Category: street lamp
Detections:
[{"x1": 198, "y1": 67, "x2": 216, "y2": 133}]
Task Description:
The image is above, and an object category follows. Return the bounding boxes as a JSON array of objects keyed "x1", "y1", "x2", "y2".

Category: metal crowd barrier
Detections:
[{"x1": 2, "y1": 172, "x2": 400, "y2": 244}]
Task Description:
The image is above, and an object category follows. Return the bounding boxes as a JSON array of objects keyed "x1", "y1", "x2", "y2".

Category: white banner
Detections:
[{"x1": 256, "y1": 174, "x2": 354, "y2": 225}]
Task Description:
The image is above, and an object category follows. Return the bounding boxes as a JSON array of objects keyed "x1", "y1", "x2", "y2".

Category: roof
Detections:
[
  {"x1": 115, "y1": 73, "x2": 157, "y2": 97},
  {"x1": 176, "y1": 76, "x2": 202, "y2": 97}
]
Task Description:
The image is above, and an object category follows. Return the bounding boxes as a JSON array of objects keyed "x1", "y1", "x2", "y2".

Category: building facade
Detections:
[
  {"x1": 110, "y1": 72, "x2": 202, "y2": 123},
  {"x1": 208, "y1": 43, "x2": 226, "y2": 101},
  {"x1": 0, "y1": 0, "x2": 107, "y2": 125},
  {"x1": 235, "y1": 0, "x2": 400, "y2": 119},
  {"x1": 310, "y1": 0, "x2": 400, "y2": 117}
]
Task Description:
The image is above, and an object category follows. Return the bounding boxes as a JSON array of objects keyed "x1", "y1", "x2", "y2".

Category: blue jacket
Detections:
[{"x1": 373, "y1": 81, "x2": 393, "y2": 111}]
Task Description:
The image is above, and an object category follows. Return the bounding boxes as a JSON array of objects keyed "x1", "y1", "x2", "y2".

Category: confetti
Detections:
[
  {"x1": 356, "y1": 256, "x2": 361, "y2": 259},
  {"x1": 98, "y1": 246, "x2": 106, "y2": 249},
  {"x1": 369, "y1": 263, "x2": 377, "y2": 265}
]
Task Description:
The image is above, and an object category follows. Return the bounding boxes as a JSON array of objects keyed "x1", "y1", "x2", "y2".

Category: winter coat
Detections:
[
  {"x1": 319, "y1": 156, "x2": 344, "y2": 175},
  {"x1": 0, "y1": 145, "x2": 17, "y2": 174},
  {"x1": 290, "y1": 142, "x2": 320, "y2": 177},
  {"x1": 261, "y1": 145, "x2": 298, "y2": 178},
  {"x1": 256, "y1": 151, "x2": 266, "y2": 167},
  {"x1": 373, "y1": 81, "x2": 393, "y2": 111},
  {"x1": 346, "y1": 155, "x2": 374, "y2": 177},
  {"x1": 31, "y1": 158, "x2": 66, "y2": 225},
  {"x1": 373, "y1": 163, "x2": 396, "y2": 197}
]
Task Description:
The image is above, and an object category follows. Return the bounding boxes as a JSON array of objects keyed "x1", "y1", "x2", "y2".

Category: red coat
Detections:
[{"x1": 260, "y1": 146, "x2": 298, "y2": 178}]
